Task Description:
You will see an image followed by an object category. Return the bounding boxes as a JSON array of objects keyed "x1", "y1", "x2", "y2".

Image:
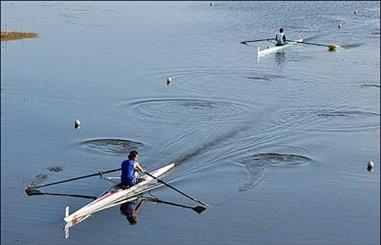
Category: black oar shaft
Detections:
[
  {"x1": 295, "y1": 41, "x2": 329, "y2": 47},
  {"x1": 31, "y1": 168, "x2": 121, "y2": 188},
  {"x1": 145, "y1": 197, "x2": 206, "y2": 214},
  {"x1": 241, "y1": 38, "x2": 274, "y2": 44},
  {"x1": 25, "y1": 187, "x2": 97, "y2": 200},
  {"x1": 143, "y1": 171, "x2": 208, "y2": 207},
  {"x1": 38, "y1": 192, "x2": 98, "y2": 200}
]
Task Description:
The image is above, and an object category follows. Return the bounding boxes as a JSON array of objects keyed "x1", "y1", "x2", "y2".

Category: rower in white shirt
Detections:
[{"x1": 275, "y1": 28, "x2": 286, "y2": 46}]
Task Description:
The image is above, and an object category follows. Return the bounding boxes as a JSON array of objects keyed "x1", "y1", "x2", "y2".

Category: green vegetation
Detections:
[{"x1": 1, "y1": 31, "x2": 37, "y2": 41}]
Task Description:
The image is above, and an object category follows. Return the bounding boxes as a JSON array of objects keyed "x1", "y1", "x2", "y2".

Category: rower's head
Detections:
[
  {"x1": 279, "y1": 28, "x2": 284, "y2": 33},
  {"x1": 128, "y1": 150, "x2": 139, "y2": 161}
]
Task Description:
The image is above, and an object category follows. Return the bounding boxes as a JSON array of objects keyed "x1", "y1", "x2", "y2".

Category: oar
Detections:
[
  {"x1": 25, "y1": 187, "x2": 97, "y2": 200},
  {"x1": 295, "y1": 40, "x2": 333, "y2": 47},
  {"x1": 241, "y1": 38, "x2": 275, "y2": 45},
  {"x1": 26, "y1": 167, "x2": 121, "y2": 189},
  {"x1": 143, "y1": 171, "x2": 209, "y2": 207},
  {"x1": 145, "y1": 197, "x2": 206, "y2": 214},
  {"x1": 294, "y1": 40, "x2": 342, "y2": 51}
]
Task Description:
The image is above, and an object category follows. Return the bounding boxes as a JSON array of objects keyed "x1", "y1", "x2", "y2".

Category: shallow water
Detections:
[{"x1": 1, "y1": 1, "x2": 380, "y2": 245}]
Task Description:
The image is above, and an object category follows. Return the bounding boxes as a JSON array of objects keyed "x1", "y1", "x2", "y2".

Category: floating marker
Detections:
[
  {"x1": 338, "y1": 24, "x2": 342, "y2": 28},
  {"x1": 166, "y1": 77, "x2": 172, "y2": 85},
  {"x1": 210, "y1": 2, "x2": 213, "y2": 6},
  {"x1": 367, "y1": 160, "x2": 374, "y2": 172},
  {"x1": 74, "y1": 119, "x2": 80, "y2": 129},
  {"x1": 354, "y1": 10, "x2": 358, "y2": 15}
]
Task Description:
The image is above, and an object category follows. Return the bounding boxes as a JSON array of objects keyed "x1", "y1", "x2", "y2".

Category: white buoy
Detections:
[
  {"x1": 210, "y1": 2, "x2": 213, "y2": 6},
  {"x1": 354, "y1": 10, "x2": 358, "y2": 15},
  {"x1": 338, "y1": 24, "x2": 342, "y2": 28},
  {"x1": 166, "y1": 77, "x2": 172, "y2": 85},
  {"x1": 74, "y1": 119, "x2": 80, "y2": 128},
  {"x1": 367, "y1": 160, "x2": 374, "y2": 169}
]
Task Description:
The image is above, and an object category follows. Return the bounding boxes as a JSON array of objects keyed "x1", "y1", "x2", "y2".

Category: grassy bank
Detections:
[{"x1": 1, "y1": 31, "x2": 37, "y2": 41}]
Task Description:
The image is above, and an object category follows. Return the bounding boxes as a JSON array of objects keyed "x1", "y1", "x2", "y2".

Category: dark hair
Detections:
[
  {"x1": 128, "y1": 150, "x2": 139, "y2": 160},
  {"x1": 280, "y1": 28, "x2": 284, "y2": 33}
]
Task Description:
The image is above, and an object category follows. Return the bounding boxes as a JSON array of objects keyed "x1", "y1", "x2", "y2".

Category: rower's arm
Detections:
[{"x1": 135, "y1": 162, "x2": 144, "y2": 172}]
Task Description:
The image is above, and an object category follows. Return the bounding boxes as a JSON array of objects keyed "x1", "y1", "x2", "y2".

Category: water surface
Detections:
[{"x1": 1, "y1": 1, "x2": 379, "y2": 245}]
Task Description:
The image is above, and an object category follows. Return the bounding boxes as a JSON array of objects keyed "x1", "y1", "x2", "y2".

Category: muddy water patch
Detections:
[{"x1": 81, "y1": 138, "x2": 143, "y2": 155}]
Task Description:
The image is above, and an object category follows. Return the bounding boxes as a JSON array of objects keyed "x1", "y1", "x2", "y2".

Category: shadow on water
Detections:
[{"x1": 81, "y1": 138, "x2": 144, "y2": 155}]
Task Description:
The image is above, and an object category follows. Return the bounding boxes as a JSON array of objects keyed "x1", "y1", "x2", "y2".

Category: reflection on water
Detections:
[
  {"x1": 274, "y1": 51, "x2": 287, "y2": 65},
  {"x1": 120, "y1": 197, "x2": 143, "y2": 225}
]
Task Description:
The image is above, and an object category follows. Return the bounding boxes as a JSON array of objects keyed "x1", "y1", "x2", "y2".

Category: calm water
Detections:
[{"x1": 1, "y1": 1, "x2": 380, "y2": 245}]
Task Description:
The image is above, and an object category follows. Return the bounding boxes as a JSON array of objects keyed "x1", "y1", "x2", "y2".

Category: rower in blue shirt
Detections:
[{"x1": 120, "y1": 150, "x2": 145, "y2": 188}]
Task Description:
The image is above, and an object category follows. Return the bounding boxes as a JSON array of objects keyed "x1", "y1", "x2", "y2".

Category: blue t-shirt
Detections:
[{"x1": 121, "y1": 159, "x2": 136, "y2": 186}]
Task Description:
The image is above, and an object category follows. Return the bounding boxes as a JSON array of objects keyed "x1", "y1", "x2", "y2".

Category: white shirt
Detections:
[{"x1": 275, "y1": 32, "x2": 285, "y2": 45}]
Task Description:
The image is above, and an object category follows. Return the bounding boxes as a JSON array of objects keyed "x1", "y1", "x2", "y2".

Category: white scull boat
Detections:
[
  {"x1": 64, "y1": 163, "x2": 175, "y2": 237},
  {"x1": 257, "y1": 38, "x2": 303, "y2": 57}
]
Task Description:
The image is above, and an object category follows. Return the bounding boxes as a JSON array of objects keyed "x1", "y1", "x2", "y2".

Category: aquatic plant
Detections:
[{"x1": 1, "y1": 31, "x2": 37, "y2": 41}]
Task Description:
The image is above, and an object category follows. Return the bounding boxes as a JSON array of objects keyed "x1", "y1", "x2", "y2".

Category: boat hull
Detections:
[
  {"x1": 257, "y1": 38, "x2": 303, "y2": 57},
  {"x1": 64, "y1": 163, "x2": 175, "y2": 227}
]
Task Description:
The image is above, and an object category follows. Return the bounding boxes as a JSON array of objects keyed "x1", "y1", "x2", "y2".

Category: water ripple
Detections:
[
  {"x1": 238, "y1": 152, "x2": 312, "y2": 192},
  {"x1": 82, "y1": 138, "x2": 144, "y2": 155},
  {"x1": 312, "y1": 109, "x2": 380, "y2": 132},
  {"x1": 361, "y1": 83, "x2": 380, "y2": 89},
  {"x1": 127, "y1": 97, "x2": 256, "y2": 123},
  {"x1": 272, "y1": 107, "x2": 380, "y2": 133},
  {"x1": 46, "y1": 166, "x2": 64, "y2": 172}
]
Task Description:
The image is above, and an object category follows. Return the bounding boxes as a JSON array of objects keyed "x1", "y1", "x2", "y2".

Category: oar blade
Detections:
[
  {"x1": 241, "y1": 41, "x2": 247, "y2": 45},
  {"x1": 193, "y1": 206, "x2": 207, "y2": 214},
  {"x1": 25, "y1": 186, "x2": 43, "y2": 196}
]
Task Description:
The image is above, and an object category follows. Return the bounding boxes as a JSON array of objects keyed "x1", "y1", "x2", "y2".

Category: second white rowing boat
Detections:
[
  {"x1": 64, "y1": 163, "x2": 175, "y2": 237},
  {"x1": 257, "y1": 38, "x2": 303, "y2": 57}
]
